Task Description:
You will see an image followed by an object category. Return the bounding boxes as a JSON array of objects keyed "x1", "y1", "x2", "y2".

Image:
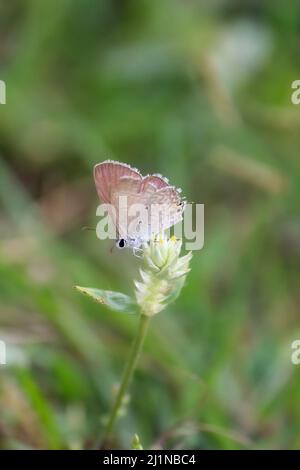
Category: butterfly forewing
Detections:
[{"x1": 94, "y1": 161, "x2": 142, "y2": 204}]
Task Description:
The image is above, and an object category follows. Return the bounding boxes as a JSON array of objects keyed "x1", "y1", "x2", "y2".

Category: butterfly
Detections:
[{"x1": 94, "y1": 160, "x2": 185, "y2": 253}]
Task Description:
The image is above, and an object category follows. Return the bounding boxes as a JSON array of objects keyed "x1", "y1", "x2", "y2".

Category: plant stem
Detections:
[{"x1": 100, "y1": 314, "x2": 150, "y2": 448}]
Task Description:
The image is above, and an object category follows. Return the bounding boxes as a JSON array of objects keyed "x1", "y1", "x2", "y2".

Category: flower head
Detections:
[{"x1": 134, "y1": 235, "x2": 192, "y2": 316}]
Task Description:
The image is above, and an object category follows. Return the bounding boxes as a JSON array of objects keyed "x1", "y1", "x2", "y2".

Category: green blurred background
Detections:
[{"x1": 0, "y1": 0, "x2": 300, "y2": 449}]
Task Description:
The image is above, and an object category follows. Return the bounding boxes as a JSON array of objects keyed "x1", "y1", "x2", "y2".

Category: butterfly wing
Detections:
[
  {"x1": 110, "y1": 176, "x2": 160, "y2": 241},
  {"x1": 94, "y1": 160, "x2": 185, "y2": 244},
  {"x1": 113, "y1": 182, "x2": 184, "y2": 241},
  {"x1": 147, "y1": 186, "x2": 185, "y2": 237},
  {"x1": 94, "y1": 161, "x2": 142, "y2": 239},
  {"x1": 141, "y1": 174, "x2": 170, "y2": 191},
  {"x1": 94, "y1": 160, "x2": 142, "y2": 204}
]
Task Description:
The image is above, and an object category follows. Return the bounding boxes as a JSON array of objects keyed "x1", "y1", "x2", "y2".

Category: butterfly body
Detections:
[{"x1": 94, "y1": 160, "x2": 185, "y2": 251}]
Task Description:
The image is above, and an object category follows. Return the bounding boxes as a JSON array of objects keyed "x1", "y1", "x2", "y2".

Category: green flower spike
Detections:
[{"x1": 135, "y1": 235, "x2": 192, "y2": 316}]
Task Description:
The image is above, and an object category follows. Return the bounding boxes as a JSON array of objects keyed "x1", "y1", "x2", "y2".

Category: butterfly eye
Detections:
[{"x1": 117, "y1": 239, "x2": 126, "y2": 249}]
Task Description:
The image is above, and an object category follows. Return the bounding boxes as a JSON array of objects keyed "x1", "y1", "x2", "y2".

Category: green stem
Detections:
[{"x1": 100, "y1": 314, "x2": 150, "y2": 448}]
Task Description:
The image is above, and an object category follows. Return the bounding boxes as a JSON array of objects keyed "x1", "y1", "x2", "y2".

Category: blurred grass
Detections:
[{"x1": 0, "y1": 0, "x2": 300, "y2": 449}]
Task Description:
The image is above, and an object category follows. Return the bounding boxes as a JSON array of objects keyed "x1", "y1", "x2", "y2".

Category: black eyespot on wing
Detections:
[{"x1": 118, "y1": 239, "x2": 126, "y2": 248}]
